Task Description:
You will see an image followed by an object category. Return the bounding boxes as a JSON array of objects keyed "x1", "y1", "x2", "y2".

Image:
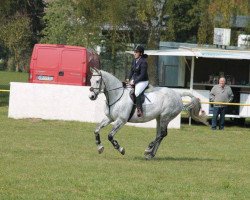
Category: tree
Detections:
[
  {"x1": 39, "y1": 0, "x2": 250, "y2": 82},
  {"x1": 0, "y1": 0, "x2": 45, "y2": 71},
  {"x1": 164, "y1": 0, "x2": 200, "y2": 43},
  {"x1": 0, "y1": 0, "x2": 45, "y2": 43},
  {"x1": 99, "y1": 0, "x2": 134, "y2": 74},
  {"x1": 41, "y1": 1, "x2": 167, "y2": 82},
  {"x1": 132, "y1": 0, "x2": 167, "y2": 85},
  {"x1": 197, "y1": 0, "x2": 214, "y2": 45},
  {"x1": 41, "y1": 0, "x2": 76, "y2": 44},
  {"x1": 199, "y1": 0, "x2": 250, "y2": 45},
  {"x1": 0, "y1": 13, "x2": 32, "y2": 71},
  {"x1": 41, "y1": 0, "x2": 102, "y2": 47}
]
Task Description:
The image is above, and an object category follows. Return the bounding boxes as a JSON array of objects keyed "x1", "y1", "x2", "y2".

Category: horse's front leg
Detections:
[
  {"x1": 108, "y1": 119, "x2": 126, "y2": 155},
  {"x1": 94, "y1": 116, "x2": 112, "y2": 154}
]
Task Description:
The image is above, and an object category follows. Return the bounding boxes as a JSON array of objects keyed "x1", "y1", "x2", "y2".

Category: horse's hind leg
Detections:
[
  {"x1": 94, "y1": 116, "x2": 112, "y2": 154},
  {"x1": 108, "y1": 119, "x2": 126, "y2": 155},
  {"x1": 145, "y1": 116, "x2": 169, "y2": 159}
]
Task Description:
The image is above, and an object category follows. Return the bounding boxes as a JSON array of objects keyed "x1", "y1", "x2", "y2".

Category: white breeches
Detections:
[{"x1": 135, "y1": 81, "x2": 149, "y2": 97}]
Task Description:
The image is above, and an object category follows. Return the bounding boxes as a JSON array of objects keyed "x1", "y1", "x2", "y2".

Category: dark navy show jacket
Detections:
[{"x1": 128, "y1": 57, "x2": 149, "y2": 84}]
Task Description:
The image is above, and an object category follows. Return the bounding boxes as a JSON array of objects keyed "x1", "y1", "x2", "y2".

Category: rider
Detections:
[{"x1": 127, "y1": 45, "x2": 149, "y2": 117}]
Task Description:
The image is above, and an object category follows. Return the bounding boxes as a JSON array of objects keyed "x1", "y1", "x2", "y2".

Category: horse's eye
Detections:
[{"x1": 96, "y1": 80, "x2": 99, "y2": 84}]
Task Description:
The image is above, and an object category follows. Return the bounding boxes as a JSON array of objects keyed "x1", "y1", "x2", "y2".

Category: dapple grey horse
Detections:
[{"x1": 89, "y1": 69, "x2": 208, "y2": 159}]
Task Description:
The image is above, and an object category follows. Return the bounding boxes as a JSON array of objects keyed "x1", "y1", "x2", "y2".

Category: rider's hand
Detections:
[{"x1": 130, "y1": 80, "x2": 134, "y2": 85}]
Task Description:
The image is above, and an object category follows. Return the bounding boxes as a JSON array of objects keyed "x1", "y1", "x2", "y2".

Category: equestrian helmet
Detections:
[{"x1": 134, "y1": 45, "x2": 144, "y2": 54}]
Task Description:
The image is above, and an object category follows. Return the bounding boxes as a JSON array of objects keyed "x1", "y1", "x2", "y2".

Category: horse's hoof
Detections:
[
  {"x1": 97, "y1": 145, "x2": 104, "y2": 154},
  {"x1": 145, "y1": 153, "x2": 155, "y2": 160},
  {"x1": 144, "y1": 147, "x2": 153, "y2": 154},
  {"x1": 119, "y1": 147, "x2": 125, "y2": 155}
]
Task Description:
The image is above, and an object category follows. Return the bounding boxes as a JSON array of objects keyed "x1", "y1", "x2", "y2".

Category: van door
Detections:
[
  {"x1": 33, "y1": 47, "x2": 59, "y2": 84},
  {"x1": 58, "y1": 49, "x2": 85, "y2": 85}
]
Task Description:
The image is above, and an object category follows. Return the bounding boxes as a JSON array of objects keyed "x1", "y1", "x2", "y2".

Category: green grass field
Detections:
[
  {"x1": 0, "y1": 71, "x2": 28, "y2": 106},
  {"x1": 0, "y1": 105, "x2": 249, "y2": 200},
  {"x1": 0, "y1": 71, "x2": 28, "y2": 86},
  {"x1": 0, "y1": 71, "x2": 249, "y2": 199}
]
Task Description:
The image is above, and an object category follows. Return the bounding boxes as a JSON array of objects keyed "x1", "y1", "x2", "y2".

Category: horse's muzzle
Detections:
[{"x1": 89, "y1": 92, "x2": 98, "y2": 100}]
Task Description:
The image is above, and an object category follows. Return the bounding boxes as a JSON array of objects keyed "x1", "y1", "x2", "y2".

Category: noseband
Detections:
[{"x1": 89, "y1": 74, "x2": 103, "y2": 96}]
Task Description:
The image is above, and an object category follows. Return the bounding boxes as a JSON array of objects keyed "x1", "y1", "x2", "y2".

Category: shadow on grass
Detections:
[
  {"x1": 0, "y1": 93, "x2": 9, "y2": 107},
  {"x1": 134, "y1": 156, "x2": 221, "y2": 162}
]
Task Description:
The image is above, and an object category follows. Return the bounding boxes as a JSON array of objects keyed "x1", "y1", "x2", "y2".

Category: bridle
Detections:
[
  {"x1": 89, "y1": 74, "x2": 103, "y2": 96},
  {"x1": 89, "y1": 72, "x2": 125, "y2": 108}
]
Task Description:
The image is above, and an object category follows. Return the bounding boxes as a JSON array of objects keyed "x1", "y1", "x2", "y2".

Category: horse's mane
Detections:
[{"x1": 100, "y1": 70, "x2": 122, "y2": 85}]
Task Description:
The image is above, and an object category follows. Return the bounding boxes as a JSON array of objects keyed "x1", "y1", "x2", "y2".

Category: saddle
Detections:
[{"x1": 126, "y1": 84, "x2": 153, "y2": 104}]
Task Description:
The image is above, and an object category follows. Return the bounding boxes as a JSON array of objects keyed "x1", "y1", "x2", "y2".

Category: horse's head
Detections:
[{"x1": 89, "y1": 67, "x2": 103, "y2": 100}]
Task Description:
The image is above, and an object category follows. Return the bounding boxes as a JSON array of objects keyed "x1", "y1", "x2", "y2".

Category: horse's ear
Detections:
[
  {"x1": 90, "y1": 67, "x2": 95, "y2": 73},
  {"x1": 90, "y1": 67, "x2": 100, "y2": 74}
]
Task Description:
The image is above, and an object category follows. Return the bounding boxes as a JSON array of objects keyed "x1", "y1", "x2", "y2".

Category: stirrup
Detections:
[{"x1": 137, "y1": 108, "x2": 143, "y2": 117}]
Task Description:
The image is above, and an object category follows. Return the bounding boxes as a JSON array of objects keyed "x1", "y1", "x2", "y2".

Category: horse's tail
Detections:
[{"x1": 181, "y1": 92, "x2": 209, "y2": 126}]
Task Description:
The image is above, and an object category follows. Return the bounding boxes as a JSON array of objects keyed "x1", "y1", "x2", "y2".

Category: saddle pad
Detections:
[{"x1": 144, "y1": 84, "x2": 154, "y2": 93}]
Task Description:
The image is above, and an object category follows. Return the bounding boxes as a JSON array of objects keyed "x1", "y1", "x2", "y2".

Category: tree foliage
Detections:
[
  {"x1": 198, "y1": 0, "x2": 250, "y2": 45},
  {"x1": 41, "y1": 0, "x2": 100, "y2": 47},
  {"x1": 197, "y1": 0, "x2": 214, "y2": 44},
  {"x1": 164, "y1": 0, "x2": 200, "y2": 43},
  {"x1": 0, "y1": 14, "x2": 32, "y2": 71},
  {"x1": 0, "y1": 0, "x2": 249, "y2": 75},
  {"x1": 74, "y1": 0, "x2": 135, "y2": 75},
  {"x1": 95, "y1": 0, "x2": 134, "y2": 74},
  {"x1": 0, "y1": 0, "x2": 45, "y2": 71},
  {"x1": 208, "y1": 0, "x2": 249, "y2": 28}
]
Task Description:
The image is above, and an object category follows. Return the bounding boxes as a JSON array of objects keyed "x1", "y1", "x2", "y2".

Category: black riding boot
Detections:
[{"x1": 136, "y1": 95, "x2": 143, "y2": 117}]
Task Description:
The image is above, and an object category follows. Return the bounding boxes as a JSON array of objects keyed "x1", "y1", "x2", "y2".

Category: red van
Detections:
[{"x1": 29, "y1": 44, "x2": 100, "y2": 86}]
